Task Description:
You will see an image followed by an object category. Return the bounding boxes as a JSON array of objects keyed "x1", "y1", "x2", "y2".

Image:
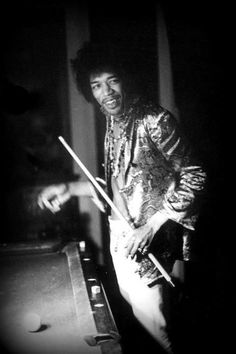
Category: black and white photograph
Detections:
[{"x1": 1, "y1": 1, "x2": 229, "y2": 353}]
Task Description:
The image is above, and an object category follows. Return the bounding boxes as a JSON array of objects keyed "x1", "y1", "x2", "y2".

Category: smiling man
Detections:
[
  {"x1": 38, "y1": 41, "x2": 207, "y2": 353},
  {"x1": 90, "y1": 72, "x2": 124, "y2": 116}
]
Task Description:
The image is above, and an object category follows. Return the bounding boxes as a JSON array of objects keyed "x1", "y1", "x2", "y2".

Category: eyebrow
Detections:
[{"x1": 90, "y1": 74, "x2": 118, "y2": 84}]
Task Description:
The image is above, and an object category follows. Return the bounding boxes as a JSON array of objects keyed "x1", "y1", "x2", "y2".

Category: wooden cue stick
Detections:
[{"x1": 58, "y1": 136, "x2": 175, "y2": 287}]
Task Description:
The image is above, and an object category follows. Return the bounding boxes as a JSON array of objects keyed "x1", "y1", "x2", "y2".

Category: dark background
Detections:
[
  {"x1": 1, "y1": 1, "x2": 230, "y2": 352},
  {"x1": 88, "y1": 2, "x2": 231, "y2": 353}
]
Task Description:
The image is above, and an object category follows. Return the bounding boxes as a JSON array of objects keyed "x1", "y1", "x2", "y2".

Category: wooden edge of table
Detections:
[{"x1": 63, "y1": 241, "x2": 123, "y2": 354}]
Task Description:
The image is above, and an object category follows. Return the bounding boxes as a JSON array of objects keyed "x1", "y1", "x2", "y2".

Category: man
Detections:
[{"x1": 38, "y1": 42, "x2": 206, "y2": 353}]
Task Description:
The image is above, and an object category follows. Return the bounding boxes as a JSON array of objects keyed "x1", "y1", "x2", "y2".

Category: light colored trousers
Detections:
[{"x1": 109, "y1": 218, "x2": 173, "y2": 354}]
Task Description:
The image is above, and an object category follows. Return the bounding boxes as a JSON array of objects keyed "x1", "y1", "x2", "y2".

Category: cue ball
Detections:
[{"x1": 23, "y1": 312, "x2": 41, "y2": 332}]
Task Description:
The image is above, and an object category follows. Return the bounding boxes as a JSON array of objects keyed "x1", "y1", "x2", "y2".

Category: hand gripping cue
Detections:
[{"x1": 58, "y1": 136, "x2": 175, "y2": 287}]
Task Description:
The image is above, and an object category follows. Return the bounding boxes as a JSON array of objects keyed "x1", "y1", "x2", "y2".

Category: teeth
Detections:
[{"x1": 106, "y1": 99, "x2": 116, "y2": 104}]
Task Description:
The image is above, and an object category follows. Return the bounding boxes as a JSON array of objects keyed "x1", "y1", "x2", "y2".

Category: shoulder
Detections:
[
  {"x1": 131, "y1": 97, "x2": 175, "y2": 125},
  {"x1": 131, "y1": 99, "x2": 184, "y2": 147},
  {"x1": 139, "y1": 102, "x2": 178, "y2": 137},
  {"x1": 130, "y1": 96, "x2": 162, "y2": 117}
]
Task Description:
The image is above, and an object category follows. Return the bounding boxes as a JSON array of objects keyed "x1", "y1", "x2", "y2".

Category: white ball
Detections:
[{"x1": 23, "y1": 312, "x2": 41, "y2": 332}]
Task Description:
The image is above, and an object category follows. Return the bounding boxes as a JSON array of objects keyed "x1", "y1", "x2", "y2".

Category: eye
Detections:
[
  {"x1": 109, "y1": 78, "x2": 119, "y2": 85},
  {"x1": 91, "y1": 83, "x2": 100, "y2": 91}
]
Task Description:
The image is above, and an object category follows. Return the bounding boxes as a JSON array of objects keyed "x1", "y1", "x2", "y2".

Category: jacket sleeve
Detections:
[{"x1": 144, "y1": 108, "x2": 207, "y2": 230}]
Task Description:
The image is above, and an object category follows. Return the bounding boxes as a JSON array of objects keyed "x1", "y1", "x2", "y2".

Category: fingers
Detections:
[
  {"x1": 124, "y1": 228, "x2": 153, "y2": 258},
  {"x1": 38, "y1": 194, "x2": 49, "y2": 210},
  {"x1": 125, "y1": 236, "x2": 136, "y2": 258},
  {"x1": 125, "y1": 235, "x2": 147, "y2": 258},
  {"x1": 95, "y1": 177, "x2": 106, "y2": 186},
  {"x1": 37, "y1": 184, "x2": 70, "y2": 213},
  {"x1": 138, "y1": 245, "x2": 149, "y2": 255},
  {"x1": 48, "y1": 198, "x2": 61, "y2": 213},
  {"x1": 39, "y1": 196, "x2": 61, "y2": 214}
]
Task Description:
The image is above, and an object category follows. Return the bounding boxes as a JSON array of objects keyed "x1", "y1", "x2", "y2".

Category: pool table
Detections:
[{"x1": 0, "y1": 240, "x2": 122, "y2": 354}]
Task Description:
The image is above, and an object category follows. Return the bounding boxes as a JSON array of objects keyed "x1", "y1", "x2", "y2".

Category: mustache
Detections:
[{"x1": 102, "y1": 95, "x2": 120, "y2": 104}]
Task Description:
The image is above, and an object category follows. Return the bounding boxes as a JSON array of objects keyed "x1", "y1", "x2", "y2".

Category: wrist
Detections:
[{"x1": 147, "y1": 210, "x2": 169, "y2": 233}]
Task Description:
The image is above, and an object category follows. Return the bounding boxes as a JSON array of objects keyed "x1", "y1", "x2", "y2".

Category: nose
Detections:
[{"x1": 102, "y1": 83, "x2": 113, "y2": 95}]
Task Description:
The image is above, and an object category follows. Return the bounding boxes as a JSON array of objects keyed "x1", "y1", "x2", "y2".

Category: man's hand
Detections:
[
  {"x1": 124, "y1": 210, "x2": 169, "y2": 258},
  {"x1": 37, "y1": 179, "x2": 106, "y2": 214},
  {"x1": 124, "y1": 224, "x2": 154, "y2": 258},
  {"x1": 38, "y1": 183, "x2": 70, "y2": 214}
]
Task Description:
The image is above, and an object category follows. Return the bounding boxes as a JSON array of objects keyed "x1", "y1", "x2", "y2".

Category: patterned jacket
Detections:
[{"x1": 103, "y1": 96, "x2": 207, "y2": 265}]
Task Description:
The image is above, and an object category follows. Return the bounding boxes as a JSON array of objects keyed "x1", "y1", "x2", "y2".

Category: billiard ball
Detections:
[{"x1": 23, "y1": 312, "x2": 41, "y2": 332}]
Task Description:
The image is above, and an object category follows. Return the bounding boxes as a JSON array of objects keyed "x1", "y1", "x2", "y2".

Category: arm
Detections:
[
  {"x1": 38, "y1": 179, "x2": 106, "y2": 213},
  {"x1": 125, "y1": 210, "x2": 169, "y2": 258},
  {"x1": 145, "y1": 108, "x2": 207, "y2": 229},
  {"x1": 125, "y1": 108, "x2": 207, "y2": 258}
]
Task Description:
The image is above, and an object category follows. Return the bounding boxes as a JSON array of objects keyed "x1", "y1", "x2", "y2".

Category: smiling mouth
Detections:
[{"x1": 103, "y1": 97, "x2": 120, "y2": 109}]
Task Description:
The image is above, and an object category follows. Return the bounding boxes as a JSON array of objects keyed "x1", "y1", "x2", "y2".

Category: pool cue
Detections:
[{"x1": 58, "y1": 136, "x2": 175, "y2": 287}]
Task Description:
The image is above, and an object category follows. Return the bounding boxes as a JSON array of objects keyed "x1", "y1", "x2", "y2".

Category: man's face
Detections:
[{"x1": 90, "y1": 72, "x2": 124, "y2": 117}]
